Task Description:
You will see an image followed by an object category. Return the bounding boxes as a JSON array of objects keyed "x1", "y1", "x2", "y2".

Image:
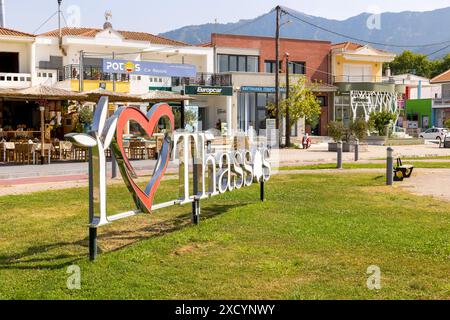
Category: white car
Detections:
[{"x1": 419, "y1": 128, "x2": 449, "y2": 142}]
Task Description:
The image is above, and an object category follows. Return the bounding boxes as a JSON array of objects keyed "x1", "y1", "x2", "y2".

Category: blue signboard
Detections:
[
  {"x1": 240, "y1": 86, "x2": 286, "y2": 93},
  {"x1": 103, "y1": 59, "x2": 197, "y2": 78}
]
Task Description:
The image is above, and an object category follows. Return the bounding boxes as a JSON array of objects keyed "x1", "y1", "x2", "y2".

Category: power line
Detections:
[
  {"x1": 33, "y1": 11, "x2": 58, "y2": 34},
  {"x1": 426, "y1": 44, "x2": 450, "y2": 58},
  {"x1": 283, "y1": 8, "x2": 450, "y2": 49}
]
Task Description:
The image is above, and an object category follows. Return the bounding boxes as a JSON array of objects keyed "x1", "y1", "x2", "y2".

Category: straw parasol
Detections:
[
  {"x1": 84, "y1": 89, "x2": 144, "y2": 103},
  {"x1": 137, "y1": 90, "x2": 193, "y2": 102},
  {"x1": 0, "y1": 85, "x2": 88, "y2": 101},
  {"x1": 84, "y1": 89, "x2": 192, "y2": 103}
]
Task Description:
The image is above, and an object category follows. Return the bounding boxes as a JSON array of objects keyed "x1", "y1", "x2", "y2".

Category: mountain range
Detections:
[{"x1": 159, "y1": 6, "x2": 450, "y2": 57}]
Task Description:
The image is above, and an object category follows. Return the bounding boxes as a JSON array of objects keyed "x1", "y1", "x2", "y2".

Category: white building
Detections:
[{"x1": 383, "y1": 73, "x2": 441, "y2": 100}]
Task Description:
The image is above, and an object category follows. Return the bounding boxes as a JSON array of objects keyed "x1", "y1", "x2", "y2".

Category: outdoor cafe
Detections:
[{"x1": 0, "y1": 86, "x2": 191, "y2": 165}]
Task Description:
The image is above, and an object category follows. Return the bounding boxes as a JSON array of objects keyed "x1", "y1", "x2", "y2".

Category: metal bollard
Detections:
[
  {"x1": 386, "y1": 147, "x2": 394, "y2": 186},
  {"x1": 192, "y1": 198, "x2": 200, "y2": 225},
  {"x1": 260, "y1": 180, "x2": 265, "y2": 202},
  {"x1": 354, "y1": 138, "x2": 359, "y2": 162},
  {"x1": 89, "y1": 227, "x2": 97, "y2": 261},
  {"x1": 337, "y1": 141, "x2": 343, "y2": 169}
]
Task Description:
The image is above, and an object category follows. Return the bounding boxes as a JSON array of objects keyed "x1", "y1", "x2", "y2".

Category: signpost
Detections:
[
  {"x1": 102, "y1": 59, "x2": 197, "y2": 78},
  {"x1": 66, "y1": 97, "x2": 272, "y2": 261}
]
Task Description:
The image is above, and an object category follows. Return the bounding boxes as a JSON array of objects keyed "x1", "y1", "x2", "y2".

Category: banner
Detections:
[{"x1": 103, "y1": 59, "x2": 197, "y2": 78}]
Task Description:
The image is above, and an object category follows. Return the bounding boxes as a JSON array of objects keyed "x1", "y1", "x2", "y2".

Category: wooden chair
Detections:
[
  {"x1": 0, "y1": 142, "x2": 15, "y2": 163},
  {"x1": 14, "y1": 143, "x2": 34, "y2": 164}
]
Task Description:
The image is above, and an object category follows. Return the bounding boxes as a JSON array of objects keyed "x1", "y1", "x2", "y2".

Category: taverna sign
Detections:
[{"x1": 66, "y1": 97, "x2": 271, "y2": 260}]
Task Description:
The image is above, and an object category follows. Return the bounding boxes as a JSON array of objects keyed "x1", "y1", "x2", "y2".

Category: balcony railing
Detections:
[
  {"x1": 63, "y1": 65, "x2": 130, "y2": 82},
  {"x1": 334, "y1": 75, "x2": 385, "y2": 83},
  {"x1": 172, "y1": 73, "x2": 232, "y2": 87}
]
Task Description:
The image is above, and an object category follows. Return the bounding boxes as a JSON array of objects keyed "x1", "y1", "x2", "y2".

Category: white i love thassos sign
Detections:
[{"x1": 66, "y1": 97, "x2": 272, "y2": 259}]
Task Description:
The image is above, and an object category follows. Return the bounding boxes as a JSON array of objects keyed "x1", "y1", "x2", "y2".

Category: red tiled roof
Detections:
[
  {"x1": 40, "y1": 27, "x2": 188, "y2": 46},
  {"x1": 0, "y1": 27, "x2": 35, "y2": 38},
  {"x1": 431, "y1": 69, "x2": 450, "y2": 83},
  {"x1": 331, "y1": 42, "x2": 363, "y2": 51}
]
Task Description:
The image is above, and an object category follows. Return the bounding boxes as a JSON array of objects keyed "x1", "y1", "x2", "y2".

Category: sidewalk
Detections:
[{"x1": 1, "y1": 143, "x2": 449, "y2": 185}]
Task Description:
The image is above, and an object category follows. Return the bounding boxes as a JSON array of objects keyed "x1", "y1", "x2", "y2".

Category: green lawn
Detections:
[
  {"x1": 279, "y1": 161, "x2": 450, "y2": 171},
  {"x1": 1, "y1": 173, "x2": 450, "y2": 299}
]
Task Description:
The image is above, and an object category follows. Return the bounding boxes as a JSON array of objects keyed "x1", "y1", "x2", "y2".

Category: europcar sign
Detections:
[
  {"x1": 185, "y1": 85, "x2": 233, "y2": 96},
  {"x1": 66, "y1": 97, "x2": 271, "y2": 260},
  {"x1": 103, "y1": 59, "x2": 197, "y2": 78}
]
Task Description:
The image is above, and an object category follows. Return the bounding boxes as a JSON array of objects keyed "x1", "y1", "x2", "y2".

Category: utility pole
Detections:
[
  {"x1": 78, "y1": 50, "x2": 84, "y2": 92},
  {"x1": 285, "y1": 52, "x2": 290, "y2": 147},
  {"x1": 275, "y1": 5, "x2": 281, "y2": 147},
  {"x1": 57, "y1": 0, "x2": 63, "y2": 48}
]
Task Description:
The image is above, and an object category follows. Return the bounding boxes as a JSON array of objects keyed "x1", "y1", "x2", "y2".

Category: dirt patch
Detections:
[
  {"x1": 400, "y1": 169, "x2": 450, "y2": 202},
  {"x1": 171, "y1": 243, "x2": 209, "y2": 256}
]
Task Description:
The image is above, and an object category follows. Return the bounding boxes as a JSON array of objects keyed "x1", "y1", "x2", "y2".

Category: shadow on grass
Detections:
[{"x1": 0, "y1": 203, "x2": 243, "y2": 270}]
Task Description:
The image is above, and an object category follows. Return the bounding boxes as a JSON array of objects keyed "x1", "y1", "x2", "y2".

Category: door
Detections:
[
  {"x1": 343, "y1": 64, "x2": 373, "y2": 82},
  {"x1": 0, "y1": 52, "x2": 19, "y2": 73}
]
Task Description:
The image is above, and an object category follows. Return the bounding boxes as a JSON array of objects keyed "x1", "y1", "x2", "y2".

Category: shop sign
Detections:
[
  {"x1": 66, "y1": 97, "x2": 271, "y2": 260},
  {"x1": 103, "y1": 59, "x2": 197, "y2": 78},
  {"x1": 240, "y1": 86, "x2": 286, "y2": 93},
  {"x1": 185, "y1": 86, "x2": 233, "y2": 96}
]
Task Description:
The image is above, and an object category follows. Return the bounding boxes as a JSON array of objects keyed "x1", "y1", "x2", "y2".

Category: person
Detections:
[
  {"x1": 302, "y1": 133, "x2": 312, "y2": 149},
  {"x1": 215, "y1": 119, "x2": 222, "y2": 131}
]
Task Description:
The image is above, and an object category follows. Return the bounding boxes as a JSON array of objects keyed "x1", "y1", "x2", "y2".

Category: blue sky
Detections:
[{"x1": 4, "y1": 0, "x2": 450, "y2": 35}]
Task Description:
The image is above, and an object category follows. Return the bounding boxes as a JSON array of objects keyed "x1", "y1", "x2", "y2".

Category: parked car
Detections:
[{"x1": 419, "y1": 128, "x2": 449, "y2": 141}]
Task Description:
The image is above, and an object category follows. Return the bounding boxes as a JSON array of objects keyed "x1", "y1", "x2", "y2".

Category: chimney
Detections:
[
  {"x1": 385, "y1": 66, "x2": 391, "y2": 77},
  {"x1": 0, "y1": 0, "x2": 5, "y2": 28},
  {"x1": 103, "y1": 10, "x2": 113, "y2": 29}
]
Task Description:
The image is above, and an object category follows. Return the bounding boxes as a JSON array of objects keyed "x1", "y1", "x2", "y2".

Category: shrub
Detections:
[
  {"x1": 350, "y1": 118, "x2": 368, "y2": 141},
  {"x1": 369, "y1": 111, "x2": 397, "y2": 136},
  {"x1": 327, "y1": 121, "x2": 345, "y2": 142},
  {"x1": 78, "y1": 106, "x2": 93, "y2": 125},
  {"x1": 444, "y1": 118, "x2": 450, "y2": 129}
]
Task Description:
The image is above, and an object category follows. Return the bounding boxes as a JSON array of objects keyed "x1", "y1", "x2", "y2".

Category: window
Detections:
[
  {"x1": 264, "y1": 60, "x2": 282, "y2": 73},
  {"x1": 247, "y1": 56, "x2": 258, "y2": 72},
  {"x1": 316, "y1": 96, "x2": 327, "y2": 106},
  {"x1": 218, "y1": 54, "x2": 259, "y2": 72},
  {"x1": 289, "y1": 62, "x2": 306, "y2": 75}
]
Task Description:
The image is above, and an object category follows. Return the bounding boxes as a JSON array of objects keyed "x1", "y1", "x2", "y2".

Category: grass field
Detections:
[{"x1": 1, "y1": 172, "x2": 450, "y2": 299}]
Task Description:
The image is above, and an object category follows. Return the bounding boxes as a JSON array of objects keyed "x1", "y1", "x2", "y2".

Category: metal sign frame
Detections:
[{"x1": 66, "y1": 96, "x2": 271, "y2": 261}]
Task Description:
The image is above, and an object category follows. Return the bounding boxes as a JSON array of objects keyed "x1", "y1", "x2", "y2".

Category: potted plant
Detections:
[
  {"x1": 366, "y1": 111, "x2": 397, "y2": 145},
  {"x1": 327, "y1": 119, "x2": 369, "y2": 152},
  {"x1": 77, "y1": 105, "x2": 94, "y2": 133},
  {"x1": 327, "y1": 121, "x2": 344, "y2": 151}
]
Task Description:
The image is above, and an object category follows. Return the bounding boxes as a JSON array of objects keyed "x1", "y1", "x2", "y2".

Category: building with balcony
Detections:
[
  {"x1": 430, "y1": 69, "x2": 450, "y2": 128},
  {"x1": 0, "y1": 27, "x2": 59, "y2": 132},
  {"x1": 36, "y1": 25, "x2": 213, "y2": 96},
  {"x1": 193, "y1": 33, "x2": 337, "y2": 137},
  {"x1": 331, "y1": 42, "x2": 405, "y2": 126}
]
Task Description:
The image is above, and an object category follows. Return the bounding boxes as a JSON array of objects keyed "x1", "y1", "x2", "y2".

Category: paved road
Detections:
[{"x1": 1, "y1": 143, "x2": 450, "y2": 188}]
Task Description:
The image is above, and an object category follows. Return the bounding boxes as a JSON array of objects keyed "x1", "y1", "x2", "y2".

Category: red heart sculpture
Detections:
[{"x1": 115, "y1": 103, "x2": 174, "y2": 213}]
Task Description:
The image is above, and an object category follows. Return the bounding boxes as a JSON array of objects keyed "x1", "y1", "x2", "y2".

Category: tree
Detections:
[
  {"x1": 431, "y1": 53, "x2": 450, "y2": 78},
  {"x1": 267, "y1": 77, "x2": 321, "y2": 134},
  {"x1": 386, "y1": 51, "x2": 435, "y2": 78}
]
